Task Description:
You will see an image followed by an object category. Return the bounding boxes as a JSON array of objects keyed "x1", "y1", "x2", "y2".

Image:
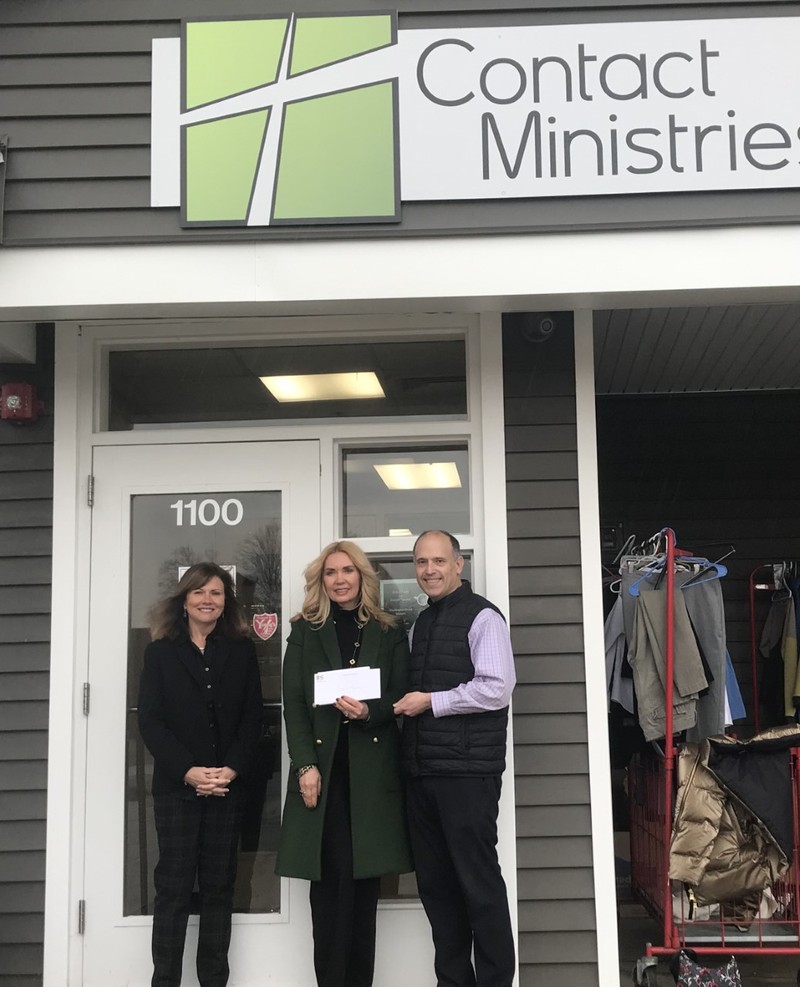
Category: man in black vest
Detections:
[{"x1": 394, "y1": 531, "x2": 516, "y2": 987}]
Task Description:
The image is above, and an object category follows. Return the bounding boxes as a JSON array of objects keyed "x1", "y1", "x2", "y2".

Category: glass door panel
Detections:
[{"x1": 124, "y1": 491, "x2": 283, "y2": 917}]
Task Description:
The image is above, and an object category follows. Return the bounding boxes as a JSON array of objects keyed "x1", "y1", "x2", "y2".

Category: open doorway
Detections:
[{"x1": 594, "y1": 304, "x2": 800, "y2": 984}]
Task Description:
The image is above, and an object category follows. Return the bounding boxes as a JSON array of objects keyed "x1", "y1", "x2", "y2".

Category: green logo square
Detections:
[{"x1": 180, "y1": 13, "x2": 400, "y2": 227}]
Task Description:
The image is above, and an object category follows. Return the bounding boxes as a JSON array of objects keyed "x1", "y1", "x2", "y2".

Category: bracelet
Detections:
[{"x1": 295, "y1": 764, "x2": 316, "y2": 778}]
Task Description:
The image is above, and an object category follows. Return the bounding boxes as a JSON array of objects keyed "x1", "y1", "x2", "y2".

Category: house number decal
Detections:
[{"x1": 169, "y1": 498, "x2": 244, "y2": 526}]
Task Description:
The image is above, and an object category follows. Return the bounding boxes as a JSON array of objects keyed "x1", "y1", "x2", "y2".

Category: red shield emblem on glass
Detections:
[{"x1": 252, "y1": 613, "x2": 278, "y2": 641}]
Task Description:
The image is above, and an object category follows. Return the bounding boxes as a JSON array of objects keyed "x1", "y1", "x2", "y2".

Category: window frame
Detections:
[
  {"x1": 94, "y1": 315, "x2": 472, "y2": 434},
  {"x1": 85, "y1": 313, "x2": 487, "y2": 587}
]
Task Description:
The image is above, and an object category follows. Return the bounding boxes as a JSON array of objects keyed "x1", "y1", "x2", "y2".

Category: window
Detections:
[
  {"x1": 106, "y1": 338, "x2": 467, "y2": 430},
  {"x1": 342, "y1": 445, "x2": 470, "y2": 539}
]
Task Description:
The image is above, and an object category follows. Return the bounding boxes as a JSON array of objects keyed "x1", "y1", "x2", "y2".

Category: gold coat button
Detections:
[
  {"x1": 316, "y1": 738, "x2": 323, "y2": 745},
  {"x1": 372, "y1": 737, "x2": 379, "y2": 743}
]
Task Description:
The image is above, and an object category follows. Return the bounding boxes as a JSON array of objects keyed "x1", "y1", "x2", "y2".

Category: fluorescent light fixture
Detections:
[
  {"x1": 374, "y1": 462, "x2": 462, "y2": 490},
  {"x1": 389, "y1": 528, "x2": 413, "y2": 537},
  {"x1": 260, "y1": 372, "x2": 384, "y2": 402}
]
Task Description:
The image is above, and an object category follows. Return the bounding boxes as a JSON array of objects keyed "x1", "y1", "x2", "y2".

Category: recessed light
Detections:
[
  {"x1": 374, "y1": 462, "x2": 462, "y2": 490},
  {"x1": 260, "y1": 372, "x2": 384, "y2": 402}
]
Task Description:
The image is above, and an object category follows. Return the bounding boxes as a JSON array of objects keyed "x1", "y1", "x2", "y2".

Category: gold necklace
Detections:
[{"x1": 347, "y1": 619, "x2": 366, "y2": 666}]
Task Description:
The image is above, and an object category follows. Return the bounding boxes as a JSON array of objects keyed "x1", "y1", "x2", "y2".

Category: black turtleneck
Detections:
[
  {"x1": 330, "y1": 601, "x2": 365, "y2": 754},
  {"x1": 331, "y1": 601, "x2": 363, "y2": 666}
]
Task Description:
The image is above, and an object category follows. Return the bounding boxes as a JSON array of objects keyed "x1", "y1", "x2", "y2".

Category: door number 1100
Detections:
[{"x1": 169, "y1": 498, "x2": 244, "y2": 526}]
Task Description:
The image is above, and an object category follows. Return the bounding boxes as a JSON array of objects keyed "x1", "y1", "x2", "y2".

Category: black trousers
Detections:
[
  {"x1": 406, "y1": 776, "x2": 515, "y2": 987},
  {"x1": 151, "y1": 788, "x2": 243, "y2": 987},
  {"x1": 310, "y1": 750, "x2": 380, "y2": 987}
]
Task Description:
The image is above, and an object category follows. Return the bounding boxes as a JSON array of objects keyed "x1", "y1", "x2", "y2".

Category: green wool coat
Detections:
[{"x1": 275, "y1": 615, "x2": 414, "y2": 882}]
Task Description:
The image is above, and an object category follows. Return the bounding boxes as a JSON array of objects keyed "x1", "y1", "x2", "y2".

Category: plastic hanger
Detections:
[
  {"x1": 627, "y1": 557, "x2": 729, "y2": 596},
  {"x1": 680, "y1": 547, "x2": 734, "y2": 589},
  {"x1": 611, "y1": 533, "x2": 636, "y2": 566},
  {"x1": 679, "y1": 562, "x2": 728, "y2": 589},
  {"x1": 627, "y1": 560, "x2": 666, "y2": 597}
]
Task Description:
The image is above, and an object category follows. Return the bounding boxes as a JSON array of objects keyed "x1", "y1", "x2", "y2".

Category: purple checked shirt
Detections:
[{"x1": 411, "y1": 607, "x2": 516, "y2": 717}]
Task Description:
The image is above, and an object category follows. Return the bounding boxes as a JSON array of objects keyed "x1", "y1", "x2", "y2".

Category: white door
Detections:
[
  {"x1": 82, "y1": 440, "x2": 433, "y2": 986},
  {"x1": 83, "y1": 441, "x2": 321, "y2": 986}
]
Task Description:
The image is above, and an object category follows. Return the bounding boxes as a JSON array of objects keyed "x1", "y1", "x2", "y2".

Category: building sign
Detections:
[{"x1": 150, "y1": 12, "x2": 800, "y2": 227}]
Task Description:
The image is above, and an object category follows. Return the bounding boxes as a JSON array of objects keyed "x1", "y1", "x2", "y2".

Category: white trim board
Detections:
[
  {"x1": 2, "y1": 226, "x2": 800, "y2": 323},
  {"x1": 574, "y1": 309, "x2": 621, "y2": 987}
]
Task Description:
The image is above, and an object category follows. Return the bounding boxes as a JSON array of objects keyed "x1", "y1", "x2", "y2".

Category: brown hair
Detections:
[
  {"x1": 148, "y1": 562, "x2": 249, "y2": 641},
  {"x1": 293, "y1": 540, "x2": 397, "y2": 630}
]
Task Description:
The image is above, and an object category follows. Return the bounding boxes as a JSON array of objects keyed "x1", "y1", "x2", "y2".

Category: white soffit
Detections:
[{"x1": 594, "y1": 304, "x2": 800, "y2": 394}]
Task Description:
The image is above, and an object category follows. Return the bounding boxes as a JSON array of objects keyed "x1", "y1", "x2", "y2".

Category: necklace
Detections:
[
  {"x1": 332, "y1": 610, "x2": 366, "y2": 666},
  {"x1": 347, "y1": 619, "x2": 366, "y2": 666}
]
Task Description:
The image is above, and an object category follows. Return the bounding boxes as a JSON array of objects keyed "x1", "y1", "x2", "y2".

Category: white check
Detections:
[{"x1": 314, "y1": 666, "x2": 381, "y2": 706}]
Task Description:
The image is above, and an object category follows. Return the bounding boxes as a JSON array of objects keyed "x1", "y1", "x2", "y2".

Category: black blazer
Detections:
[{"x1": 138, "y1": 631, "x2": 264, "y2": 796}]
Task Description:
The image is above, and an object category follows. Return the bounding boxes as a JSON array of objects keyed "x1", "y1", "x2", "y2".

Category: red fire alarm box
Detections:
[{"x1": 1, "y1": 383, "x2": 44, "y2": 423}]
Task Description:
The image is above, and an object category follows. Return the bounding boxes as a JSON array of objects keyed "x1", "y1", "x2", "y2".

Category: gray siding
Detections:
[
  {"x1": 1, "y1": 1, "x2": 800, "y2": 246},
  {"x1": 0, "y1": 326, "x2": 53, "y2": 987},
  {"x1": 504, "y1": 317, "x2": 597, "y2": 987}
]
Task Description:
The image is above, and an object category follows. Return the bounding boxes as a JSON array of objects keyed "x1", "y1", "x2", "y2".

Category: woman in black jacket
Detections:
[{"x1": 138, "y1": 562, "x2": 263, "y2": 987}]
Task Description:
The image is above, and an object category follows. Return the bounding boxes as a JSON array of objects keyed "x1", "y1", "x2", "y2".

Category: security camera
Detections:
[
  {"x1": 521, "y1": 313, "x2": 557, "y2": 344},
  {"x1": 503, "y1": 311, "x2": 560, "y2": 343}
]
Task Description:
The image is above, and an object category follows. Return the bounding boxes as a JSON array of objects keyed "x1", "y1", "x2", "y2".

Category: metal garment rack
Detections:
[{"x1": 630, "y1": 532, "x2": 800, "y2": 986}]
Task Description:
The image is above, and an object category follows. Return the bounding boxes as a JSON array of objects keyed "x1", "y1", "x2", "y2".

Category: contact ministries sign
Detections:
[{"x1": 149, "y1": 12, "x2": 800, "y2": 227}]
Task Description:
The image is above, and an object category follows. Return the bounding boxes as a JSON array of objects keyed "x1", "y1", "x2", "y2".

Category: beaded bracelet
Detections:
[{"x1": 295, "y1": 764, "x2": 316, "y2": 778}]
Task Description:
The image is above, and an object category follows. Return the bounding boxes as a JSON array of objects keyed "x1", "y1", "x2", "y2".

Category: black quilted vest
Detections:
[{"x1": 401, "y1": 581, "x2": 508, "y2": 777}]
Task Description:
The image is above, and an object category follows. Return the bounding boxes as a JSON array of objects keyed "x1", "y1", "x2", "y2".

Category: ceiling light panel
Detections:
[
  {"x1": 260, "y1": 372, "x2": 384, "y2": 402},
  {"x1": 374, "y1": 462, "x2": 462, "y2": 490}
]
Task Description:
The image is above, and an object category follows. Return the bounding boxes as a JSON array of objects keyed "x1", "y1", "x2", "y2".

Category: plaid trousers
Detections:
[{"x1": 151, "y1": 788, "x2": 244, "y2": 987}]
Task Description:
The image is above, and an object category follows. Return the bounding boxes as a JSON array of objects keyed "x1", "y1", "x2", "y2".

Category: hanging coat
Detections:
[
  {"x1": 275, "y1": 616, "x2": 413, "y2": 881},
  {"x1": 669, "y1": 725, "x2": 800, "y2": 918}
]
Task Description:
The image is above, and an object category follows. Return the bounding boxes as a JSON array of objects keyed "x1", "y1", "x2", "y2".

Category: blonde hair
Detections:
[
  {"x1": 148, "y1": 562, "x2": 249, "y2": 641},
  {"x1": 293, "y1": 540, "x2": 397, "y2": 630}
]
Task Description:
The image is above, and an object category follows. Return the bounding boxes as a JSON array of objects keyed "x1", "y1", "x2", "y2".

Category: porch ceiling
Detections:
[{"x1": 594, "y1": 304, "x2": 800, "y2": 394}]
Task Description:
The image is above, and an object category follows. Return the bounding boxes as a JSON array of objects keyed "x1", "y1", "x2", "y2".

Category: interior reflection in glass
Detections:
[
  {"x1": 125, "y1": 492, "x2": 283, "y2": 915},
  {"x1": 108, "y1": 338, "x2": 467, "y2": 430},
  {"x1": 343, "y1": 445, "x2": 470, "y2": 538}
]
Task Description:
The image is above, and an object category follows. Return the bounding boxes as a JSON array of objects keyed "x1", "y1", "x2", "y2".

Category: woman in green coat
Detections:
[{"x1": 276, "y1": 540, "x2": 413, "y2": 987}]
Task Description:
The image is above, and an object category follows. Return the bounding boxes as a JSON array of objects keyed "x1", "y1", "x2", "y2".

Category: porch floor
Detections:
[{"x1": 617, "y1": 901, "x2": 800, "y2": 986}]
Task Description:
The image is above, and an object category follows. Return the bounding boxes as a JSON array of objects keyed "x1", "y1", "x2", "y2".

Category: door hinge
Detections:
[
  {"x1": 82, "y1": 682, "x2": 90, "y2": 716},
  {"x1": 87, "y1": 474, "x2": 95, "y2": 508},
  {"x1": 78, "y1": 899, "x2": 86, "y2": 935}
]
